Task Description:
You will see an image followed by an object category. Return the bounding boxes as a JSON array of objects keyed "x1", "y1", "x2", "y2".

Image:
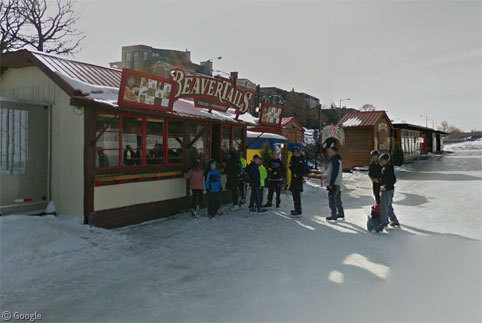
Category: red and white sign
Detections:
[
  {"x1": 169, "y1": 68, "x2": 254, "y2": 114},
  {"x1": 118, "y1": 69, "x2": 178, "y2": 112},
  {"x1": 259, "y1": 103, "x2": 284, "y2": 126}
]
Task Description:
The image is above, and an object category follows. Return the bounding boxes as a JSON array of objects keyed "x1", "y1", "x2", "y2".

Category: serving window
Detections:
[
  {"x1": 220, "y1": 125, "x2": 244, "y2": 161},
  {"x1": 95, "y1": 112, "x2": 184, "y2": 170},
  {"x1": 189, "y1": 123, "x2": 211, "y2": 164}
]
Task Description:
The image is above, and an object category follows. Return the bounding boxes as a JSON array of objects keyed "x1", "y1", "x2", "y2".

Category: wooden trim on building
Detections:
[{"x1": 83, "y1": 107, "x2": 96, "y2": 224}]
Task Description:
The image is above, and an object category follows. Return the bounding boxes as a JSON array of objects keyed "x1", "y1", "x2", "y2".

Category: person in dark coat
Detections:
[
  {"x1": 325, "y1": 146, "x2": 344, "y2": 220},
  {"x1": 289, "y1": 146, "x2": 307, "y2": 216},
  {"x1": 379, "y1": 153, "x2": 400, "y2": 228},
  {"x1": 247, "y1": 155, "x2": 267, "y2": 213},
  {"x1": 368, "y1": 150, "x2": 382, "y2": 205},
  {"x1": 225, "y1": 151, "x2": 242, "y2": 210},
  {"x1": 263, "y1": 150, "x2": 285, "y2": 208}
]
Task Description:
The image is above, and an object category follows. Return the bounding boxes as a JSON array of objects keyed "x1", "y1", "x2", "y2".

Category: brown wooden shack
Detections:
[{"x1": 336, "y1": 111, "x2": 393, "y2": 170}]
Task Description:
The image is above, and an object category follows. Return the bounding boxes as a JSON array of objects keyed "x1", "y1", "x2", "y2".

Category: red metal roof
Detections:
[
  {"x1": 281, "y1": 117, "x2": 304, "y2": 131},
  {"x1": 337, "y1": 111, "x2": 391, "y2": 128}
]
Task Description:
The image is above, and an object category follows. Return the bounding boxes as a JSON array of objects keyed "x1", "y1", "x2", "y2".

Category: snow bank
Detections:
[
  {"x1": 0, "y1": 215, "x2": 127, "y2": 263},
  {"x1": 444, "y1": 138, "x2": 482, "y2": 151}
]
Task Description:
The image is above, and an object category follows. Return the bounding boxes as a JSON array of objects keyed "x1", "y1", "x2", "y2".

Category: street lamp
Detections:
[
  {"x1": 420, "y1": 114, "x2": 429, "y2": 128},
  {"x1": 339, "y1": 98, "x2": 350, "y2": 109}
]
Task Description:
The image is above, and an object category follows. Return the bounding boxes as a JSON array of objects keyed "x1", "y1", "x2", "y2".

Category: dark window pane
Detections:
[
  {"x1": 96, "y1": 114, "x2": 119, "y2": 132},
  {"x1": 96, "y1": 149, "x2": 119, "y2": 168},
  {"x1": 168, "y1": 121, "x2": 183, "y2": 134},
  {"x1": 168, "y1": 149, "x2": 183, "y2": 164}
]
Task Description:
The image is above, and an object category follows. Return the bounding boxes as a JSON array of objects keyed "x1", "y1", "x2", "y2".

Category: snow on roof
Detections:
[
  {"x1": 341, "y1": 117, "x2": 362, "y2": 127},
  {"x1": 247, "y1": 131, "x2": 288, "y2": 141}
]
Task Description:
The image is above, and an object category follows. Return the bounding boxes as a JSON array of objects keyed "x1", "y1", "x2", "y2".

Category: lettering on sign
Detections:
[{"x1": 169, "y1": 68, "x2": 254, "y2": 114}]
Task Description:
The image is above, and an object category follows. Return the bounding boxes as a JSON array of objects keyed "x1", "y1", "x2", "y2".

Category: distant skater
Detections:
[
  {"x1": 369, "y1": 150, "x2": 382, "y2": 205},
  {"x1": 379, "y1": 153, "x2": 400, "y2": 228},
  {"x1": 325, "y1": 146, "x2": 344, "y2": 221},
  {"x1": 289, "y1": 146, "x2": 308, "y2": 216},
  {"x1": 264, "y1": 151, "x2": 285, "y2": 208},
  {"x1": 247, "y1": 155, "x2": 267, "y2": 213}
]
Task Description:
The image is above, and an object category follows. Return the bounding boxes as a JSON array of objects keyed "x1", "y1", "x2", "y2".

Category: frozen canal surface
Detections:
[{"x1": 1, "y1": 141, "x2": 481, "y2": 322}]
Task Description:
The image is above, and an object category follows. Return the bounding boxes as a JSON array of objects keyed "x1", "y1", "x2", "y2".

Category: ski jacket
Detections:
[
  {"x1": 259, "y1": 165, "x2": 268, "y2": 187},
  {"x1": 380, "y1": 163, "x2": 396, "y2": 190},
  {"x1": 184, "y1": 169, "x2": 204, "y2": 190},
  {"x1": 326, "y1": 154, "x2": 342, "y2": 186},
  {"x1": 205, "y1": 169, "x2": 222, "y2": 193},
  {"x1": 247, "y1": 162, "x2": 261, "y2": 188},
  {"x1": 267, "y1": 158, "x2": 285, "y2": 182},
  {"x1": 369, "y1": 162, "x2": 382, "y2": 182}
]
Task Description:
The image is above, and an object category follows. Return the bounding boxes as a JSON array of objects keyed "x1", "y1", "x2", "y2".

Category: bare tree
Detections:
[
  {"x1": 439, "y1": 121, "x2": 450, "y2": 133},
  {"x1": 17, "y1": 0, "x2": 85, "y2": 54},
  {"x1": 0, "y1": 0, "x2": 25, "y2": 53}
]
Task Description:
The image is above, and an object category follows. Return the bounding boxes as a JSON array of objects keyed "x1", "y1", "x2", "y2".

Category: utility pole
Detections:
[{"x1": 420, "y1": 114, "x2": 428, "y2": 128}]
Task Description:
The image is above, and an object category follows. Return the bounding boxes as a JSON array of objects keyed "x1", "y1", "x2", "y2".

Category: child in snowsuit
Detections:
[
  {"x1": 247, "y1": 155, "x2": 267, "y2": 213},
  {"x1": 367, "y1": 204, "x2": 383, "y2": 233},
  {"x1": 325, "y1": 146, "x2": 345, "y2": 220},
  {"x1": 369, "y1": 150, "x2": 382, "y2": 205},
  {"x1": 379, "y1": 153, "x2": 400, "y2": 228},
  {"x1": 184, "y1": 159, "x2": 204, "y2": 218},
  {"x1": 264, "y1": 151, "x2": 285, "y2": 208},
  {"x1": 205, "y1": 160, "x2": 223, "y2": 217}
]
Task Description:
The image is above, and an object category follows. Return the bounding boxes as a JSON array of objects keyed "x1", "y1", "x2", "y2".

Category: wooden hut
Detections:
[{"x1": 336, "y1": 111, "x2": 393, "y2": 170}]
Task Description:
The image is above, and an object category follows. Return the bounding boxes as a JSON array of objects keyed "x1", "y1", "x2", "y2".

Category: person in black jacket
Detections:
[
  {"x1": 379, "y1": 153, "x2": 400, "y2": 228},
  {"x1": 225, "y1": 151, "x2": 241, "y2": 210},
  {"x1": 289, "y1": 146, "x2": 307, "y2": 216},
  {"x1": 263, "y1": 151, "x2": 285, "y2": 208},
  {"x1": 368, "y1": 150, "x2": 382, "y2": 205}
]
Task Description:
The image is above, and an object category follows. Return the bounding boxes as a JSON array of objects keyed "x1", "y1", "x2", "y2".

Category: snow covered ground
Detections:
[{"x1": 1, "y1": 141, "x2": 481, "y2": 322}]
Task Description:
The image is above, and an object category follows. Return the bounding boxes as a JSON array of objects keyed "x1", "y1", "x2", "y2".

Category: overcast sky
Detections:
[{"x1": 75, "y1": 0, "x2": 481, "y2": 131}]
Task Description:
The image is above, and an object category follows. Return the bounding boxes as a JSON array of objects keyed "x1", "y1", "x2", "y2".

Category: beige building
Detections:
[{"x1": 0, "y1": 50, "x2": 254, "y2": 227}]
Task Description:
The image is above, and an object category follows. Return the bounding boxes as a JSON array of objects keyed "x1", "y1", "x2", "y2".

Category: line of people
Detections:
[{"x1": 184, "y1": 145, "x2": 400, "y2": 233}]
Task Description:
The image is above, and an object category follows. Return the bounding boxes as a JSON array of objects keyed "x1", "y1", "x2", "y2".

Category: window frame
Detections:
[{"x1": 95, "y1": 111, "x2": 186, "y2": 170}]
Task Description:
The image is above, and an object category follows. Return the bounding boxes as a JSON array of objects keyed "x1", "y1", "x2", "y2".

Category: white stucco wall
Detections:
[
  {"x1": 0, "y1": 66, "x2": 84, "y2": 218},
  {"x1": 94, "y1": 174, "x2": 227, "y2": 212}
]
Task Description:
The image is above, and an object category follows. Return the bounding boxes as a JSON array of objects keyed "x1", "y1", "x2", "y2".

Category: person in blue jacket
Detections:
[{"x1": 205, "y1": 159, "x2": 223, "y2": 217}]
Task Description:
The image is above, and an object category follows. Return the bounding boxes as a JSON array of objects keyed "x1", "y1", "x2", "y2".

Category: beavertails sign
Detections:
[
  {"x1": 118, "y1": 68, "x2": 254, "y2": 114},
  {"x1": 169, "y1": 68, "x2": 254, "y2": 114}
]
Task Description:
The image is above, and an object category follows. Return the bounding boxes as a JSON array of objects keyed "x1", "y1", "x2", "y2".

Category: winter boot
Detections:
[
  {"x1": 231, "y1": 205, "x2": 240, "y2": 211},
  {"x1": 257, "y1": 207, "x2": 267, "y2": 213},
  {"x1": 326, "y1": 215, "x2": 337, "y2": 221},
  {"x1": 291, "y1": 210, "x2": 302, "y2": 217},
  {"x1": 389, "y1": 221, "x2": 401, "y2": 227},
  {"x1": 216, "y1": 209, "x2": 223, "y2": 216},
  {"x1": 263, "y1": 202, "x2": 272, "y2": 207}
]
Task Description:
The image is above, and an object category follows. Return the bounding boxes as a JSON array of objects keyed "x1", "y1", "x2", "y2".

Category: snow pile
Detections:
[
  {"x1": 57, "y1": 72, "x2": 119, "y2": 105},
  {"x1": 341, "y1": 117, "x2": 362, "y2": 127},
  {"x1": 444, "y1": 138, "x2": 482, "y2": 151},
  {"x1": 0, "y1": 215, "x2": 128, "y2": 265},
  {"x1": 303, "y1": 127, "x2": 317, "y2": 145}
]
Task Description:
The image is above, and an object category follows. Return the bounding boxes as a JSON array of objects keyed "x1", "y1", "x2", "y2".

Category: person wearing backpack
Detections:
[
  {"x1": 263, "y1": 150, "x2": 285, "y2": 208},
  {"x1": 289, "y1": 146, "x2": 308, "y2": 216}
]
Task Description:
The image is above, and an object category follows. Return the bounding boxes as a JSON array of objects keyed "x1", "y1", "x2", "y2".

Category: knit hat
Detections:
[
  {"x1": 379, "y1": 153, "x2": 390, "y2": 161},
  {"x1": 370, "y1": 150, "x2": 380, "y2": 157}
]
